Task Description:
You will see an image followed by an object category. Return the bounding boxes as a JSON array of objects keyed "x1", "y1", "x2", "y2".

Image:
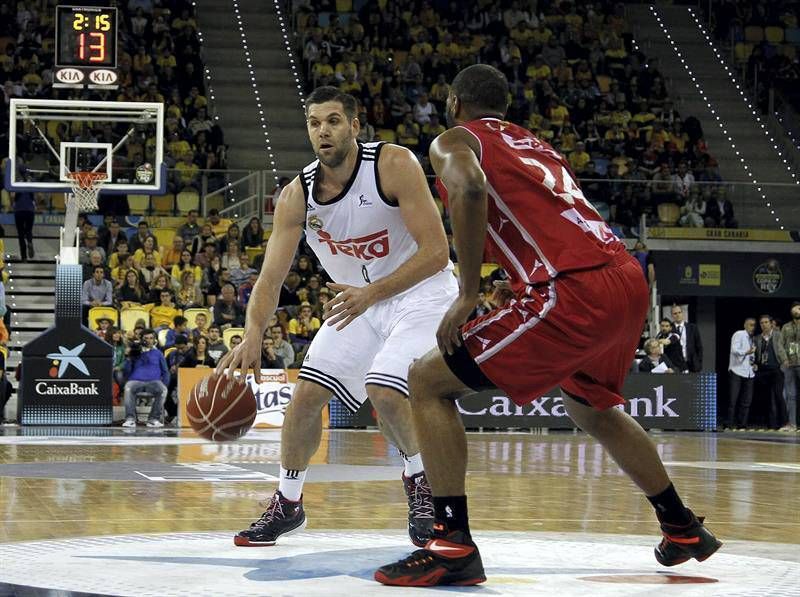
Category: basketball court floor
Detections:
[{"x1": 0, "y1": 427, "x2": 797, "y2": 596}]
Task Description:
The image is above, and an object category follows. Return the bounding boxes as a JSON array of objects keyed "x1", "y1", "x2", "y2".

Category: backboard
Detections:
[{"x1": 5, "y1": 98, "x2": 166, "y2": 195}]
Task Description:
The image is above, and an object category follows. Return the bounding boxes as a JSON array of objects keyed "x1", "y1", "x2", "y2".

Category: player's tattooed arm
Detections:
[
  {"x1": 429, "y1": 127, "x2": 488, "y2": 354},
  {"x1": 215, "y1": 177, "x2": 305, "y2": 382}
]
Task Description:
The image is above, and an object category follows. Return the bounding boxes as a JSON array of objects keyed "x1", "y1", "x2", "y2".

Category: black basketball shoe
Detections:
[
  {"x1": 375, "y1": 525, "x2": 486, "y2": 587},
  {"x1": 403, "y1": 472, "x2": 434, "y2": 547},
  {"x1": 655, "y1": 510, "x2": 722, "y2": 566},
  {"x1": 233, "y1": 490, "x2": 306, "y2": 547}
]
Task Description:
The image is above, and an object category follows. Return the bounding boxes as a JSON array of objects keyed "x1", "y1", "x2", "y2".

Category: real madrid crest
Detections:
[{"x1": 308, "y1": 215, "x2": 324, "y2": 232}]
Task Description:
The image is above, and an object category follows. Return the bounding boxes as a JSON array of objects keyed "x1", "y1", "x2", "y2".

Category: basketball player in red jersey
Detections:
[{"x1": 375, "y1": 64, "x2": 721, "y2": 587}]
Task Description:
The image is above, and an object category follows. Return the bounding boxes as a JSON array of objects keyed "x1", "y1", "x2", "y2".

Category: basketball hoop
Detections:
[{"x1": 66, "y1": 171, "x2": 107, "y2": 212}]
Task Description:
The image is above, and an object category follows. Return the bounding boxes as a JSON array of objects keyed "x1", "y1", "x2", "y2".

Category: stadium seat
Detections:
[
  {"x1": 153, "y1": 227, "x2": 177, "y2": 251},
  {"x1": 745, "y1": 26, "x2": 764, "y2": 43},
  {"x1": 779, "y1": 44, "x2": 797, "y2": 60},
  {"x1": 245, "y1": 246, "x2": 264, "y2": 263},
  {"x1": 184, "y1": 308, "x2": 212, "y2": 330},
  {"x1": 734, "y1": 42, "x2": 754, "y2": 64},
  {"x1": 51, "y1": 193, "x2": 67, "y2": 211},
  {"x1": 157, "y1": 328, "x2": 169, "y2": 347},
  {"x1": 765, "y1": 26, "x2": 785, "y2": 44},
  {"x1": 151, "y1": 194, "x2": 175, "y2": 216},
  {"x1": 657, "y1": 202, "x2": 681, "y2": 226},
  {"x1": 786, "y1": 27, "x2": 800, "y2": 44},
  {"x1": 127, "y1": 194, "x2": 151, "y2": 213},
  {"x1": 164, "y1": 346, "x2": 176, "y2": 359},
  {"x1": 205, "y1": 195, "x2": 224, "y2": 213},
  {"x1": 176, "y1": 190, "x2": 200, "y2": 215},
  {"x1": 480, "y1": 263, "x2": 500, "y2": 277},
  {"x1": 120, "y1": 308, "x2": 151, "y2": 331},
  {"x1": 0, "y1": 345, "x2": 7, "y2": 362},
  {"x1": 223, "y1": 327, "x2": 245, "y2": 349},
  {"x1": 376, "y1": 129, "x2": 397, "y2": 142},
  {"x1": 88, "y1": 306, "x2": 119, "y2": 330},
  {"x1": 595, "y1": 74, "x2": 612, "y2": 93}
]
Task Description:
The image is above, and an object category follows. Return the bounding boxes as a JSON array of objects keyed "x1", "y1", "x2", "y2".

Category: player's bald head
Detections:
[{"x1": 449, "y1": 65, "x2": 509, "y2": 120}]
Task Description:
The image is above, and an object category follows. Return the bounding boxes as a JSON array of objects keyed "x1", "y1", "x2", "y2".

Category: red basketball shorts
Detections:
[{"x1": 458, "y1": 252, "x2": 649, "y2": 410}]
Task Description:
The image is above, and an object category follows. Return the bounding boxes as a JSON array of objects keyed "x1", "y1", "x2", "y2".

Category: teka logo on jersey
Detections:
[
  {"x1": 317, "y1": 229, "x2": 390, "y2": 261},
  {"x1": 34, "y1": 343, "x2": 100, "y2": 396}
]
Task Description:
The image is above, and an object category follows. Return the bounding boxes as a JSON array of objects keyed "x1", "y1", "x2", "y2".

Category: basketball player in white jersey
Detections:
[{"x1": 216, "y1": 87, "x2": 458, "y2": 547}]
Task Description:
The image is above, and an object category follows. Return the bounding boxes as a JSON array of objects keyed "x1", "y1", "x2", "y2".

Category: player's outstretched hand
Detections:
[
  {"x1": 437, "y1": 296, "x2": 475, "y2": 355},
  {"x1": 323, "y1": 283, "x2": 377, "y2": 330},
  {"x1": 214, "y1": 333, "x2": 263, "y2": 384}
]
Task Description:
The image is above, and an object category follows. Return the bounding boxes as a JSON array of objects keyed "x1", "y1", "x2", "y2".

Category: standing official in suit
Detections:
[
  {"x1": 671, "y1": 305, "x2": 703, "y2": 372},
  {"x1": 754, "y1": 314, "x2": 788, "y2": 429}
]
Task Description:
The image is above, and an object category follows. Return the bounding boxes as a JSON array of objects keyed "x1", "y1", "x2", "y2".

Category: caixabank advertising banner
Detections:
[{"x1": 337, "y1": 373, "x2": 717, "y2": 431}]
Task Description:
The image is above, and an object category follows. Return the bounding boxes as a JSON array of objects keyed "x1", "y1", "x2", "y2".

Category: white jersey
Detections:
[{"x1": 299, "y1": 141, "x2": 453, "y2": 291}]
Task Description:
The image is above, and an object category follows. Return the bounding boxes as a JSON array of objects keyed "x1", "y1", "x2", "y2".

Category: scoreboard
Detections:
[{"x1": 54, "y1": 5, "x2": 118, "y2": 88}]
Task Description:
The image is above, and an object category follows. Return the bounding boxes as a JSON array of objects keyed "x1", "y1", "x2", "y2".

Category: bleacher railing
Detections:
[{"x1": 160, "y1": 169, "x2": 800, "y2": 235}]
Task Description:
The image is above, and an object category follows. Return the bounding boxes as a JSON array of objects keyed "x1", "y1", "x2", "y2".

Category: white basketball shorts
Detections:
[{"x1": 298, "y1": 271, "x2": 458, "y2": 411}]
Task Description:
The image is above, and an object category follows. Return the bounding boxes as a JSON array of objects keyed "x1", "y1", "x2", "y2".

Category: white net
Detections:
[{"x1": 66, "y1": 171, "x2": 107, "y2": 213}]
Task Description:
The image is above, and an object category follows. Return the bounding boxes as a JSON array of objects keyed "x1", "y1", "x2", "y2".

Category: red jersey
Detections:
[{"x1": 436, "y1": 118, "x2": 625, "y2": 292}]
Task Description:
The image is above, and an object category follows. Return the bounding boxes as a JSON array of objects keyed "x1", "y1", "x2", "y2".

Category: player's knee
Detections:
[
  {"x1": 407, "y1": 357, "x2": 437, "y2": 403},
  {"x1": 367, "y1": 386, "x2": 407, "y2": 419},
  {"x1": 289, "y1": 380, "x2": 332, "y2": 414}
]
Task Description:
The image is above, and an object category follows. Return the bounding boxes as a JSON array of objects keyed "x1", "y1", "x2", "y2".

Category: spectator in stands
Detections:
[
  {"x1": 279, "y1": 271, "x2": 303, "y2": 307},
  {"x1": 703, "y1": 187, "x2": 737, "y2": 228},
  {"x1": 724, "y1": 317, "x2": 756, "y2": 429},
  {"x1": 776, "y1": 303, "x2": 800, "y2": 431},
  {"x1": 177, "y1": 209, "x2": 201, "y2": 244},
  {"x1": 192, "y1": 224, "x2": 217, "y2": 256},
  {"x1": 218, "y1": 223, "x2": 242, "y2": 255},
  {"x1": 221, "y1": 242, "x2": 242, "y2": 271},
  {"x1": 754, "y1": 314, "x2": 788, "y2": 430},
  {"x1": 238, "y1": 271, "x2": 259, "y2": 307},
  {"x1": 79, "y1": 229, "x2": 106, "y2": 265},
  {"x1": 0, "y1": 343, "x2": 12, "y2": 423},
  {"x1": 122, "y1": 328, "x2": 169, "y2": 428},
  {"x1": 656, "y1": 318, "x2": 687, "y2": 372},
  {"x1": 164, "y1": 316, "x2": 189, "y2": 348},
  {"x1": 241, "y1": 217, "x2": 265, "y2": 249},
  {"x1": 116, "y1": 269, "x2": 147, "y2": 308},
  {"x1": 230, "y1": 254, "x2": 256, "y2": 288},
  {"x1": 260, "y1": 336, "x2": 285, "y2": 369},
  {"x1": 288, "y1": 301, "x2": 320, "y2": 351},
  {"x1": 12, "y1": 183, "x2": 36, "y2": 262},
  {"x1": 195, "y1": 241, "x2": 218, "y2": 270},
  {"x1": 112, "y1": 255, "x2": 138, "y2": 288},
  {"x1": 470, "y1": 291, "x2": 494, "y2": 321},
  {"x1": 133, "y1": 236, "x2": 162, "y2": 267},
  {"x1": 94, "y1": 316, "x2": 114, "y2": 339},
  {"x1": 206, "y1": 325, "x2": 228, "y2": 362},
  {"x1": 81, "y1": 266, "x2": 113, "y2": 322},
  {"x1": 295, "y1": 255, "x2": 316, "y2": 285},
  {"x1": 175, "y1": 270, "x2": 203, "y2": 309},
  {"x1": 138, "y1": 253, "x2": 170, "y2": 289},
  {"x1": 147, "y1": 273, "x2": 171, "y2": 304},
  {"x1": 108, "y1": 240, "x2": 131, "y2": 270},
  {"x1": 162, "y1": 236, "x2": 185, "y2": 268},
  {"x1": 396, "y1": 111, "x2": 421, "y2": 150},
  {"x1": 172, "y1": 249, "x2": 203, "y2": 287},
  {"x1": 650, "y1": 163, "x2": 676, "y2": 207},
  {"x1": 678, "y1": 187, "x2": 707, "y2": 228},
  {"x1": 270, "y1": 324, "x2": 295, "y2": 369},
  {"x1": 184, "y1": 335, "x2": 216, "y2": 367},
  {"x1": 357, "y1": 110, "x2": 376, "y2": 143},
  {"x1": 207, "y1": 208, "x2": 229, "y2": 237},
  {"x1": 213, "y1": 283, "x2": 244, "y2": 330},
  {"x1": 672, "y1": 305, "x2": 703, "y2": 372},
  {"x1": 83, "y1": 250, "x2": 109, "y2": 282},
  {"x1": 638, "y1": 338, "x2": 675, "y2": 373},
  {"x1": 165, "y1": 334, "x2": 193, "y2": 425},
  {"x1": 150, "y1": 289, "x2": 182, "y2": 330},
  {"x1": 412, "y1": 92, "x2": 437, "y2": 125},
  {"x1": 99, "y1": 219, "x2": 124, "y2": 255},
  {"x1": 129, "y1": 220, "x2": 156, "y2": 253}
]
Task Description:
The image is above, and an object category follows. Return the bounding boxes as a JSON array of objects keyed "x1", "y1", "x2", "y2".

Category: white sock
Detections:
[
  {"x1": 278, "y1": 466, "x2": 307, "y2": 502},
  {"x1": 401, "y1": 452, "x2": 424, "y2": 477}
]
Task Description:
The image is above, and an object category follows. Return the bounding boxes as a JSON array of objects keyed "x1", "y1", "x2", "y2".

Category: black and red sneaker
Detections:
[
  {"x1": 402, "y1": 472, "x2": 434, "y2": 547},
  {"x1": 374, "y1": 527, "x2": 486, "y2": 587},
  {"x1": 233, "y1": 490, "x2": 306, "y2": 547},
  {"x1": 655, "y1": 510, "x2": 722, "y2": 566}
]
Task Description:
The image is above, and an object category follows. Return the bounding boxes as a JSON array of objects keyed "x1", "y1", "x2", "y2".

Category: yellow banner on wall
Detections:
[{"x1": 648, "y1": 227, "x2": 795, "y2": 241}]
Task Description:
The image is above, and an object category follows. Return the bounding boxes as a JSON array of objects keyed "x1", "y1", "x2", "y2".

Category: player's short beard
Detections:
[{"x1": 316, "y1": 140, "x2": 350, "y2": 168}]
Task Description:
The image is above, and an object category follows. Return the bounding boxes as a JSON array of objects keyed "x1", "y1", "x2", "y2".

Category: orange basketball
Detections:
[{"x1": 187, "y1": 374, "x2": 257, "y2": 441}]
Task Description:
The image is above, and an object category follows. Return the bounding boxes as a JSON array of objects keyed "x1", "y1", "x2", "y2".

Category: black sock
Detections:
[
  {"x1": 647, "y1": 483, "x2": 692, "y2": 525},
  {"x1": 433, "y1": 495, "x2": 470, "y2": 538}
]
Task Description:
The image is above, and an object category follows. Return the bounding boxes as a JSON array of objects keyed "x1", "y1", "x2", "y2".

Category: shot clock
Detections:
[{"x1": 56, "y1": 5, "x2": 117, "y2": 67}]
